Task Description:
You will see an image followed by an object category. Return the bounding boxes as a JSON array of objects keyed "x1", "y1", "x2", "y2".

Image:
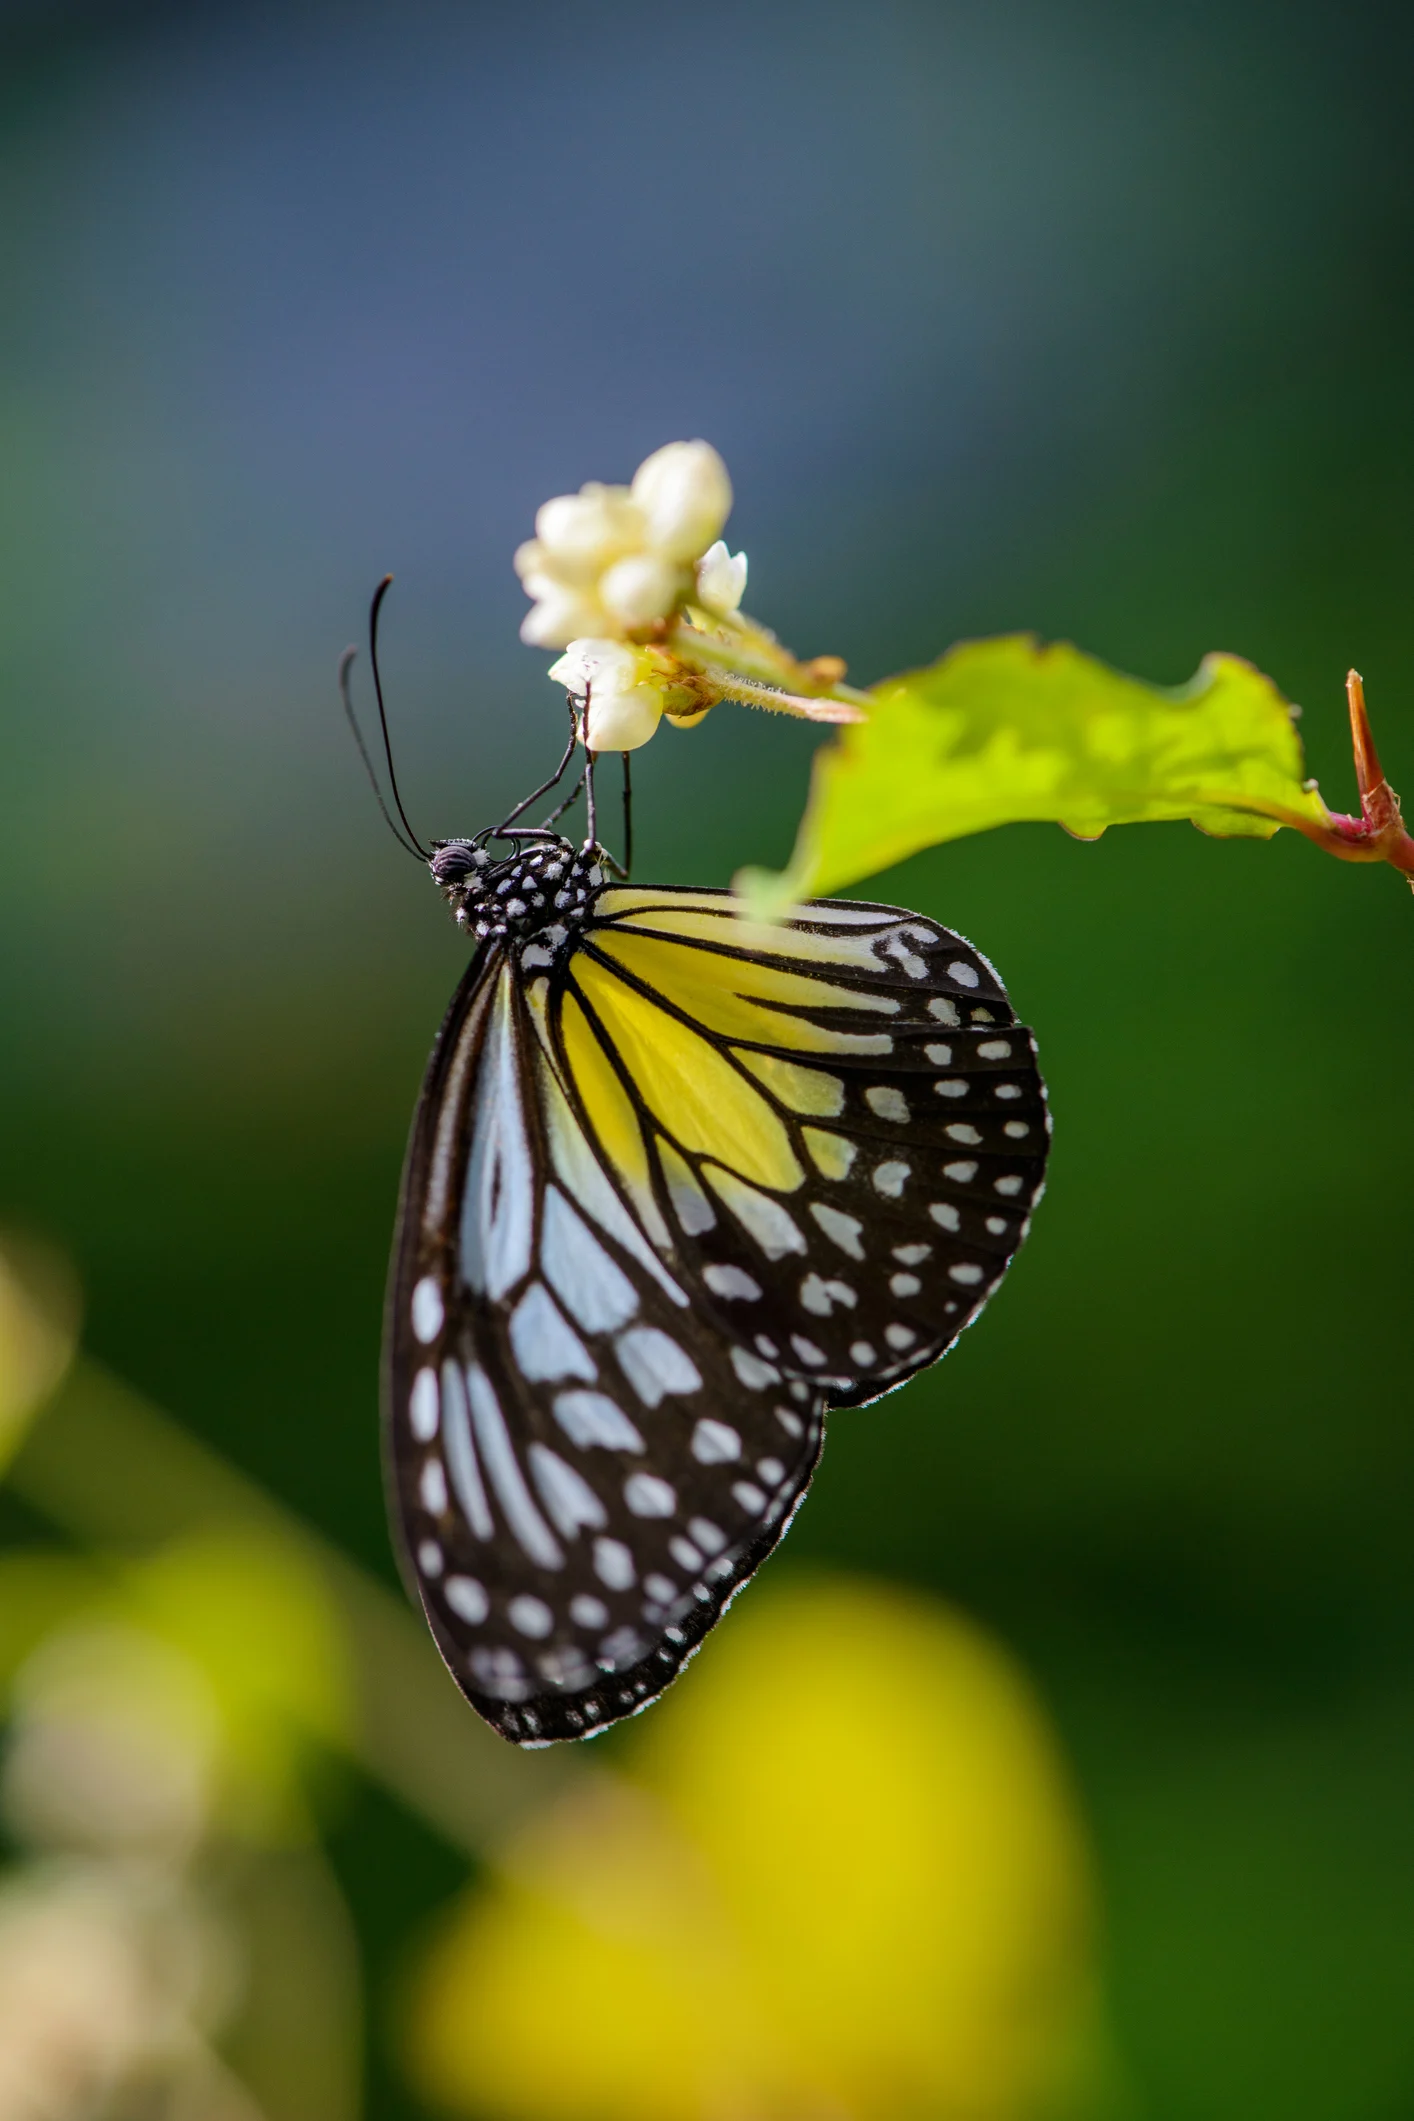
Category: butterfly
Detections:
[{"x1": 384, "y1": 818, "x2": 1049, "y2": 1745}]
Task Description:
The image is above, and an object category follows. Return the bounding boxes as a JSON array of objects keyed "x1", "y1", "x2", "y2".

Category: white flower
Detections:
[
  {"x1": 517, "y1": 442, "x2": 740, "y2": 647},
  {"x1": 630, "y1": 440, "x2": 733, "y2": 563},
  {"x1": 547, "y1": 639, "x2": 666, "y2": 752},
  {"x1": 599, "y1": 552, "x2": 686, "y2": 629},
  {"x1": 695, "y1": 539, "x2": 748, "y2": 615}
]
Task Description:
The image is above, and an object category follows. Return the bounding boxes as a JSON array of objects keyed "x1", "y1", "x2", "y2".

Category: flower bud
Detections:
[
  {"x1": 695, "y1": 540, "x2": 748, "y2": 615},
  {"x1": 631, "y1": 441, "x2": 732, "y2": 564},
  {"x1": 519, "y1": 586, "x2": 607, "y2": 649},
  {"x1": 598, "y1": 552, "x2": 686, "y2": 629},
  {"x1": 533, "y1": 484, "x2": 644, "y2": 587},
  {"x1": 547, "y1": 639, "x2": 666, "y2": 752}
]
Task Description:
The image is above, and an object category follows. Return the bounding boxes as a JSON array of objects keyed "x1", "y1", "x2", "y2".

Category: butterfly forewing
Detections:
[
  {"x1": 387, "y1": 872, "x2": 1048, "y2": 1745},
  {"x1": 557, "y1": 888, "x2": 1049, "y2": 1406},
  {"x1": 388, "y1": 946, "x2": 825, "y2": 1745}
]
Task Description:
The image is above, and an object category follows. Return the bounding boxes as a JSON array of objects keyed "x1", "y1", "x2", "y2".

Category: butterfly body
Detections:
[{"x1": 386, "y1": 832, "x2": 1048, "y2": 1744}]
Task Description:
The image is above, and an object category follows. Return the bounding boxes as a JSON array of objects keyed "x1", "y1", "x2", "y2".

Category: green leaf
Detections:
[{"x1": 739, "y1": 635, "x2": 1336, "y2": 910}]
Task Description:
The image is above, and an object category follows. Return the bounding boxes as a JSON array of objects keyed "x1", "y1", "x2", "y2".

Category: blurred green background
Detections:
[{"x1": 2, "y1": 0, "x2": 1412, "y2": 2115}]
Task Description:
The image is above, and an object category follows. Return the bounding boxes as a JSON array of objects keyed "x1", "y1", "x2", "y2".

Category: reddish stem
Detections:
[{"x1": 1290, "y1": 671, "x2": 1414, "y2": 882}]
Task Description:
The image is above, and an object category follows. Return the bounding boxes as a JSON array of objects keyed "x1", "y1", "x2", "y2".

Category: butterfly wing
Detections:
[
  {"x1": 387, "y1": 884, "x2": 1048, "y2": 1746},
  {"x1": 386, "y1": 946, "x2": 825, "y2": 1745},
  {"x1": 557, "y1": 887, "x2": 1050, "y2": 1407}
]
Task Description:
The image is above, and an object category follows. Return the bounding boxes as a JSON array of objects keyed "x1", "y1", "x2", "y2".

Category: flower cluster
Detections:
[
  {"x1": 515, "y1": 439, "x2": 865, "y2": 755},
  {"x1": 515, "y1": 441, "x2": 746, "y2": 650}
]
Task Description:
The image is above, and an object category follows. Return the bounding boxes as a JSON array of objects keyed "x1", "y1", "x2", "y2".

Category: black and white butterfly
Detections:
[
  {"x1": 348, "y1": 598, "x2": 1049, "y2": 1746},
  {"x1": 383, "y1": 833, "x2": 1048, "y2": 1746}
]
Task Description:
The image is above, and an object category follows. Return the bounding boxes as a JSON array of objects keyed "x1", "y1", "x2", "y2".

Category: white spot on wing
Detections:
[
  {"x1": 866, "y1": 1085, "x2": 910, "y2": 1123},
  {"x1": 570, "y1": 1593, "x2": 608, "y2": 1627},
  {"x1": 703, "y1": 1165, "x2": 807, "y2": 1259},
  {"x1": 419, "y1": 1459, "x2": 447, "y2": 1514},
  {"x1": 810, "y1": 1202, "x2": 865, "y2": 1258},
  {"x1": 508, "y1": 1283, "x2": 598, "y2": 1383},
  {"x1": 409, "y1": 1368, "x2": 439, "y2": 1441},
  {"x1": 949, "y1": 1263, "x2": 986, "y2": 1286},
  {"x1": 704, "y1": 1263, "x2": 762, "y2": 1301},
  {"x1": 466, "y1": 1362, "x2": 564, "y2": 1569},
  {"x1": 928, "y1": 997, "x2": 960, "y2": 1026},
  {"x1": 509, "y1": 1594, "x2": 554, "y2": 1638},
  {"x1": 929, "y1": 1202, "x2": 961, "y2": 1232},
  {"x1": 978, "y1": 1039, "x2": 1013, "y2": 1060},
  {"x1": 624, "y1": 1472, "x2": 676, "y2": 1518},
  {"x1": 873, "y1": 1160, "x2": 911, "y2": 1197},
  {"x1": 947, "y1": 960, "x2": 979, "y2": 988},
  {"x1": 1004, "y1": 1121, "x2": 1030, "y2": 1139},
  {"x1": 444, "y1": 1575, "x2": 489, "y2": 1624},
  {"x1": 594, "y1": 1538, "x2": 635, "y2": 1590},
  {"x1": 893, "y1": 1244, "x2": 932, "y2": 1264},
  {"x1": 890, "y1": 1272, "x2": 921, "y2": 1297},
  {"x1": 934, "y1": 1080, "x2": 969, "y2": 1099},
  {"x1": 731, "y1": 1348, "x2": 780, "y2": 1390},
  {"x1": 441, "y1": 1362, "x2": 494, "y2": 1541},
  {"x1": 732, "y1": 1481, "x2": 767, "y2": 1514},
  {"x1": 885, "y1": 1323, "x2": 917, "y2": 1350},
  {"x1": 849, "y1": 1340, "x2": 876, "y2": 1365},
  {"x1": 529, "y1": 1443, "x2": 608, "y2": 1536},
  {"x1": 541, "y1": 1187, "x2": 639, "y2": 1332},
  {"x1": 688, "y1": 1516, "x2": 726, "y2": 1553},
  {"x1": 994, "y1": 1175, "x2": 1024, "y2": 1196},
  {"x1": 417, "y1": 1539, "x2": 443, "y2": 1577},
  {"x1": 552, "y1": 1390, "x2": 645, "y2": 1452},
  {"x1": 615, "y1": 1327, "x2": 703, "y2": 1407},
  {"x1": 790, "y1": 1335, "x2": 827, "y2": 1366},
  {"x1": 691, "y1": 1418, "x2": 742, "y2": 1464},
  {"x1": 411, "y1": 1277, "x2": 443, "y2": 1344},
  {"x1": 945, "y1": 1124, "x2": 982, "y2": 1146},
  {"x1": 925, "y1": 1043, "x2": 953, "y2": 1065},
  {"x1": 942, "y1": 1161, "x2": 978, "y2": 1182}
]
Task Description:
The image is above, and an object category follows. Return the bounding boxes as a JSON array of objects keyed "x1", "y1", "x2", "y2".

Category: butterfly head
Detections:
[{"x1": 428, "y1": 834, "x2": 606, "y2": 946}]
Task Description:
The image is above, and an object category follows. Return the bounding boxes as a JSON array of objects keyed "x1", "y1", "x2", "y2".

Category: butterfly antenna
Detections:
[
  {"x1": 368, "y1": 576, "x2": 431, "y2": 859},
  {"x1": 338, "y1": 641, "x2": 424, "y2": 860}
]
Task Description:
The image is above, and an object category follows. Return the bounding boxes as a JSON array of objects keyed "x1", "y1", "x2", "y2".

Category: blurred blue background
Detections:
[{"x1": 2, "y1": 1, "x2": 1413, "y2": 2114}]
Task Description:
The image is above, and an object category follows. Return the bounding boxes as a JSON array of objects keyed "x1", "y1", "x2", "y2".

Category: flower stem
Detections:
[{"x1": 1287, "y1": 672, "x2": 1414, "y2": 882}]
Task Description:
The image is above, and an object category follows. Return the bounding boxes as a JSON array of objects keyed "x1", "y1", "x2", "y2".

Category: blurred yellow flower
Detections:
[{"x1": 407, "y1": 1576, "x2": 1112, "y2": 2121}]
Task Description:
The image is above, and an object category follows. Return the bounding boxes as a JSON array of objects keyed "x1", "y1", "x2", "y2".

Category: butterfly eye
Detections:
[{"x1": 431, "y1": 841, "x2": 485, "y2": 887}]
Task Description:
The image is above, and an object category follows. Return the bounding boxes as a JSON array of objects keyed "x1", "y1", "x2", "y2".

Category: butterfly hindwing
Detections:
[{"x1": 387, "y1": 947, "x2": 825, "y2": 1745}]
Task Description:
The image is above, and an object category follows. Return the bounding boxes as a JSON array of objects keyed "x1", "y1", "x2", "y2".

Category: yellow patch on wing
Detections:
[
  {"x1": 573, "y1": 957, "x2": 804, "y2": 1194},
  {"x1": 590, "y1": 931, "x2": 897, "y2": 1057},
  {"x1": 557, "y1": 989, "x2": 668, "y2": 1241},
  {"x1": 735, "y1": 1050, "x2": 845, "y2": 1117},
  {"x1": 606, "y1": 902, "x2": 889, "y2": 973},
  {"x1": 802, "y1": 1127, "x2": 858, "y2": 1180}
]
